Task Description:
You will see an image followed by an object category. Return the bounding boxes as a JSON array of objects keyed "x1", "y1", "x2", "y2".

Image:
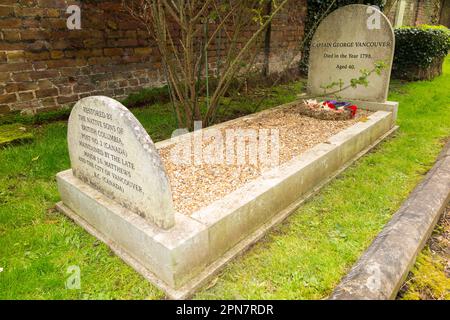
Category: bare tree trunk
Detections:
[
  {"x1": 383, "y1": 0, "x2": 399, "y2": 14},
  {"x1": 262, "y1": 0, "x2": 273, "y2": 78},
  {"x1": 123, "y1": 0, "x2": 289, "y2": 129}
]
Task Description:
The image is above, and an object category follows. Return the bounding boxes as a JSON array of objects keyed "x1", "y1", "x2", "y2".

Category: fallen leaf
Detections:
[
  {"x1": 205, "y1": 277, "x2": 219, "y2": 290},
  {"x1": 359, "y1": 116, "x2": 369, "y2": 122}
]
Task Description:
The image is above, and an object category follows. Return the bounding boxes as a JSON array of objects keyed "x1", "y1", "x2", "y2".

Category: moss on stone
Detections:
[
  {"x1": 399, "y1": 206, "x2": 450, "y2": 300},
  {"x1": 400, "y1": 249, "x2": 450, "y2": 300},
  {"x1": 0, "y1": 124, "x2": 34, "y2": 147}
]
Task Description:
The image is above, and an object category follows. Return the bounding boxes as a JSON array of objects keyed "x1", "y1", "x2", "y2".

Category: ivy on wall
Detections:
[
  {"x1": 429, "y1": 0, "x2": 443, "y2": 25},
  {"x1": 299, "y1": 0, "x2": 385, "y2": 74}
]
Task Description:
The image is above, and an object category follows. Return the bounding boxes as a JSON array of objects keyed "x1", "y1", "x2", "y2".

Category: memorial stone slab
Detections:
[
  {"x1": 67, "y1": 96, "x2": 175, "y2": 229},
  {"x1": 308, "y1": 4, "x2": 395, "y2": 102}
]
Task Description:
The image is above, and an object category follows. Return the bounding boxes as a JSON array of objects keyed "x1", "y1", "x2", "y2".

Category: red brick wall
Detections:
[
  {"x1": 386, "y1": 0, "x2": 419, "y2": 26},
  {"x1": 415, "y1": 0, "x2": 443, "y2": 24},
  {"x1": 0, "y1": 1, "x2": 306, "y2": 116},
  {"x1": 386, "y1": 0, "x2": 444, "y2": 27}
]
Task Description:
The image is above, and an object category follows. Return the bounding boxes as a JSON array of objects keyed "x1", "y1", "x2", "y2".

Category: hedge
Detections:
[{"x1": 392, "y1": 25, "x2": 450, "y2": 80}]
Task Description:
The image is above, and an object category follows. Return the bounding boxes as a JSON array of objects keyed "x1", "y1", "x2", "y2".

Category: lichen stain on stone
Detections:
[{"x1": 365, "y1": 263, "x2": 383, "y2": 293}]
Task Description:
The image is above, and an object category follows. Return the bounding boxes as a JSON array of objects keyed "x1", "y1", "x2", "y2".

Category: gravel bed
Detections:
[{"x1": 159, "y1": 105, "x2": 372, "y2": 215}]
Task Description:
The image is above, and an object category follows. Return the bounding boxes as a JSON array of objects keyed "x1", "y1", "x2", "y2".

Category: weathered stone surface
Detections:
[
  {"x1": 67, "y1": 96, "x2": 175, "y2": 229},
  {"x1": 330, "y1": 141, "x2": 450, "y2": 300},
  {"x1": 308, "y1": 5, "x2": 394, "y2": 102},
  {"x1": 56, "y1": 169, "x2": 209, "y2": 289}
]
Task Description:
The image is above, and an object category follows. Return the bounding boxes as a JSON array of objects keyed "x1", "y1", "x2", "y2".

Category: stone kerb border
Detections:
[
  {"x1": 330, "y1": 140, "x2": 450, "y2": 300},
  {"x1": 57, "y1": 98, "x2": 398, "y2": 299}
]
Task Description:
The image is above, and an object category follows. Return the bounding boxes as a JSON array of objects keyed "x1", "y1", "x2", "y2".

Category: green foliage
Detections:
[
  {"x1": 121, "y1": 86, "x2": 170, "y2": 109},
  {"x1": 399, "y1": 248, "x2": 450, "y2": 300},
  {"x1": 350, "y1": 60, "x2": 387, "y2": 87},
  {"x1": 0, "y1": 108, "x2": 72, "y2": 126},
  {"x1": 319, "y1": 60, "x2": 387, "y2": 96},
  {"x1": 393, "y1": 25, "x2": 450, "y2": 77},
  {"x1": 0, "y1": 87, "x2": 169, "y2": 127},
  {"x1": 300, "y1": 0, "x2": 385, "y2": 74},
  {"x1": 320, "y1": 79, "x2": 345, "y2": 91}
]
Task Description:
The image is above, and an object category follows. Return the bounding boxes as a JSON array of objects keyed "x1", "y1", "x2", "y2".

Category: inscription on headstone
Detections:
[
  {"x1": 67, "y1": 96, "x2": 175, "y2": 229},
  {"x1": 308, "y1": 5, "x2": 395, "y2": 102}
]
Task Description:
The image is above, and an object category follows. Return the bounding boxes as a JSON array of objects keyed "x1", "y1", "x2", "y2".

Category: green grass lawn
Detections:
[{"x1": 0, "y1": 58, "x2": 449, "y2": 300}]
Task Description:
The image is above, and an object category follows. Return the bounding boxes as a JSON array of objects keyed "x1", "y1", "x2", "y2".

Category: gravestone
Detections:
[
  {"x1": 307, "y1": 4, "x2": 395, "y2": 102},
  {"x1": 67, "y1": 96, "x2": 175, "y2": 229}
]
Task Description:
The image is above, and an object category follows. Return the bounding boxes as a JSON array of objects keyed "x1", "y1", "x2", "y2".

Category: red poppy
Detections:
[
  {"x1": 324, "y1": 101, "x2": 336, "y2": 109},
  {"x1": 346, "y1": 105, "x2": 358, "y2": 117}
]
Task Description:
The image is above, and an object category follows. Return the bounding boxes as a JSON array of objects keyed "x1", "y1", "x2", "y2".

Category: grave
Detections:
[{"x1": 56, "y1": 4, "x2": 399, "y2": 299}]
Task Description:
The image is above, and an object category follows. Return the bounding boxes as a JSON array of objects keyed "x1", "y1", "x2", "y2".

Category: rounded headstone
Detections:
[
  {"x1": 307, "y1": 5, "x2": 395, "y2": 102},
  {"x1": 67, "y1": 96, "x2": 175, "y2": 229}
]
